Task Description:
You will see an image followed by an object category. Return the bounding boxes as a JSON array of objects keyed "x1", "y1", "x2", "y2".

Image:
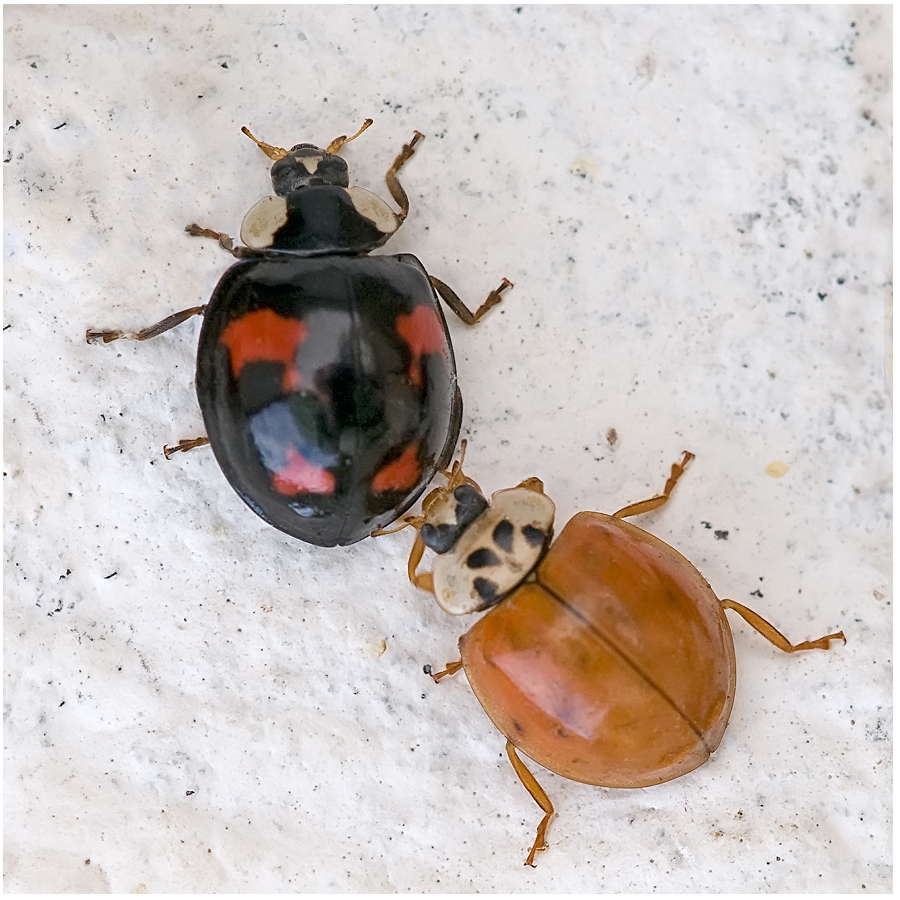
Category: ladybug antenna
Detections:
[
  {"x1": 241, "y1": 126, "x2": 289, "y2": 161},
  {"x1": 326, "y1": 118, "x2": 374, "y2": 155},
  {"x1": 455, "y1": 438, "x2": 469, "y2": 469},
  {"x1": 444, "y1": 440, "x2": 482, "y2": 494}
]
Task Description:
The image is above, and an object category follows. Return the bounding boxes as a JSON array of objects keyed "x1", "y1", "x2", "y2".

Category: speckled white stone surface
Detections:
[{"x1": 4, "y1": 5, "x2": 891, "y2": 893}]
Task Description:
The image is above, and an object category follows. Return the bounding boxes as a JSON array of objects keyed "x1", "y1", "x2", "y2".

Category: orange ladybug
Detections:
[{"x1": 395, "y1": 447, "x2": 845, "y2": 865}]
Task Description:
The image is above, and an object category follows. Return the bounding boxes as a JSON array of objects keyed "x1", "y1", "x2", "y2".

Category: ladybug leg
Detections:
[
  {"x1": 427, "y1": 658, "x2": 463, "y2": 682},
  {"x1": 721, "y1": 600, "x2": 846, "y2": 652},
  {"x1": 612, "y1": 451, "x2": 695, "y2": 519},
  {"x1": 384, "y1": 130, "x2": 425, "y2": 224},
  {"x1": 163, "y1": 437, "x2": 210, "y2": 459},
  {"x1": 85, "y1": 305, "x2": 206, "y2": 344},
  {"x1": 406, "y1": 532, "x2": 435, "y2": 592},
  {"x1": 506, "y1": 742, "x2": 555, "y2": 867},
  {"x1": 185, "y1": 223, "x2": 246, "y2": 257},
  {"x1": 370, "y1": 514, "x2": 423, "y2": 538},
  {"x1": 429, "y1": 275, "x2": 513, "y2": 327}
]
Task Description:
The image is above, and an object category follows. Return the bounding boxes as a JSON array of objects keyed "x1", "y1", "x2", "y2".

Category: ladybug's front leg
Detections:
[
  {"x1": 430, "y1": 275, "x2": 513, "y2": 327},
  {"x1": 384, "y1": 130, "x2": 425, "y2": 224},
  {"x1": 185, "y1": 223, "x2": 248, "y2": 258},
  {"x1": 85, "y1": 305, "x2": 206, "y2": 344},
  {"x1": 371, "y1": 515, "x2": 436, "y2": 592},
  {"x1": 406, "y1": 531, "x2": 435, "y2": 593}
]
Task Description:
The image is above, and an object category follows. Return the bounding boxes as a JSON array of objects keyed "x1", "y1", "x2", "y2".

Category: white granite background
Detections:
[{"x1": 3, "y1": 4, "x2": 891, "y2": 893}]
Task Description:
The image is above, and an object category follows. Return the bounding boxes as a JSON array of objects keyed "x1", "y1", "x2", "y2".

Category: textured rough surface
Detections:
[{"x1": 4, "y1": 5, "x2": 891, "y2": 892}]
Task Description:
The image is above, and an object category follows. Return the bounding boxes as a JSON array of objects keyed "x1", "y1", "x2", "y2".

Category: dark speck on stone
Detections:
[{"x1": 714, "y1": 530, "x2": 729, "y2": 540}]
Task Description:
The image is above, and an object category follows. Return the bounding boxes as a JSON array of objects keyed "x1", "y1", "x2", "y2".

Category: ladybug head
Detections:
[
  {"x1": 420, "y1": 484, "x2": 490, "y2": 555},
  {"x1": 269, "y1": 145, "x2": 350, "y2": 195},
  {"x1": 241, "y1": 120, "x2": 373, "y2": 196}
]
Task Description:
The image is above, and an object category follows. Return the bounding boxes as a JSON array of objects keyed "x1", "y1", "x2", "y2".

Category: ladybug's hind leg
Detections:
[
  {"x1": 721, "y1": 600, "x2": 846, "y2": 653},
  {"x1": 429, "y1": 275, "x2": 513, "y2": 327},
  {"x1": 506, "y1": 742, "x2": 555, "y2": 867},
  {"x1": 613, "y1": 451, "x2": 695, "y2": 519},
  {"x1": 85, "y1": 305, "x2": 205, "y2": 344}
]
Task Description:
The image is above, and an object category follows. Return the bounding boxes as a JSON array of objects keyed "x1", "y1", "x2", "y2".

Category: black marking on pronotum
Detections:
[
  {"x1": 453, "y1": 484, "x2": 489, "y2": 527},
  {"x1": 522, "y1": 525, "x2": 546, "y2": 547},
  {"x1": 492, "y1": 519, "x2": 514, "y2": 553},
  {"x1": 473, "y1": 577, "x2": 500, "y2": 604},
  {"x1": 466, "y1": 547, "x2": 501, "y2": 569},
  {"x1": 421, "y1": 485, "x2": 489, "y2": 554},
  {"x1": 421, "y1": 522, "x2": 458, "y2": 554}
]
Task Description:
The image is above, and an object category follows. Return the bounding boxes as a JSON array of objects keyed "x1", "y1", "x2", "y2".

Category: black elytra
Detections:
[{"x1": 86, "y1": 121, "x2": 511, "y2": 548}]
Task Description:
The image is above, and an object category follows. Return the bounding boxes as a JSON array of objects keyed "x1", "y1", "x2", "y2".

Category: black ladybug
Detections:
[{"x1": 87, "y1": 121, "x2": 511, "y2": 546}]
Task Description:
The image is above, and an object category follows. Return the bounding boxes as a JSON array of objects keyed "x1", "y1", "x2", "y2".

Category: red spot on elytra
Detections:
[
  {"x1": 372, "y1": 443, "x2": 421, "y2": 493},
  {"x1": 221, "y1": 309, "x2": 307, "y2": 392},
  {"x1": 396, "y1": 306, "x2": 446, "y2": 387},
  {"x1": 272, "y1": 448, "x2": 335, "y2": 495}
]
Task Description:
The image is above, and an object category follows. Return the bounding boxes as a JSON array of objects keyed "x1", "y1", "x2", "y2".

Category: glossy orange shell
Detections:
[{"x1": 459, "y1": 511, "x2": 737, "y2": 788}]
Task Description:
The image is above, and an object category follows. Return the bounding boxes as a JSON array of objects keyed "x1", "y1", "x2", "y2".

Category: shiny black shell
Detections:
[{"x1": 196, "y1": 251, "x2": 461, "y2": 547}]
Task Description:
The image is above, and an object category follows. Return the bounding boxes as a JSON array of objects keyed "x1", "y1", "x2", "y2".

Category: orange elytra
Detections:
[{"x1": 397, "y1": 446, "x2": 846, "y2": 866}]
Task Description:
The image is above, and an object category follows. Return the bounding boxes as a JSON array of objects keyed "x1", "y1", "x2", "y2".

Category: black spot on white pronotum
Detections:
[
  {"x1": 453, "y1": 484, "x2": 489, "y2": 527},
  {"x1": 420, "y1": 484, "x2": 490, "y2": 554},
  {"x1": 466, "y1": 547, "x2": 501, "y2": 569},
  {"x1": 522, "y1": 525, "x2": 547, "y2": 547},
  {"x1": 492, "y1": 519, "x2": 514, "y2": 553},
  {"x1": 473, "y1": 577, "x2": 500, "y2": 604},
  {"x1": 420, "y1": 522, "x2": 458, "y2": 554}
]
